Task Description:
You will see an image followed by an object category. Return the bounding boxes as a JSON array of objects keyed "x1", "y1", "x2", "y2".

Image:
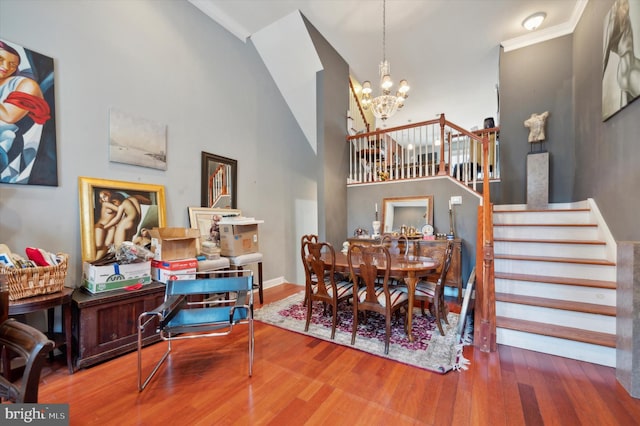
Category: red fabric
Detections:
[
  {"x1": 124, "y1": 283, "x2": 143, "y2": 291},
  {"x1": 4, "y1": 91, "x2": 51, "y2": 124},
  {"x1": 25, "y1": 247, "x2": 52, "y2": 267}
]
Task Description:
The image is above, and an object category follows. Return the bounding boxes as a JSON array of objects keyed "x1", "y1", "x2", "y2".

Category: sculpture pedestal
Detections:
[{"x1": 527, "y1": 151, "x2": 549, "y2": 208}]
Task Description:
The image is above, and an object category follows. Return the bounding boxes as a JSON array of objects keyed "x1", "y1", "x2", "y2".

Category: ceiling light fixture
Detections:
[
  {"x1": 361, "y1": 0, "x2": 410, "y2": 121},
  {"x1": 522, "y1": 12, "x2": 546, "y2": 31}
]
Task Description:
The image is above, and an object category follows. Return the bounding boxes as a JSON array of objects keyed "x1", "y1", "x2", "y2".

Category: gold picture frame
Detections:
[
  {"x1": 79, "y1": 177, "x2": 167, "y2": 262},
  {"x1": 188, "y1": 207, "x2": 241, "y2": 251}
]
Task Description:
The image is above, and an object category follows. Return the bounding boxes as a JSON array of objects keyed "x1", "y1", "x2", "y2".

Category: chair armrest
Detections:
[
  {"x1": 138, "y1": 295, "x2": 184, "y2": 330},
  {"x1": 229, "y1": 290, "x2": 252, "y2": 323}
]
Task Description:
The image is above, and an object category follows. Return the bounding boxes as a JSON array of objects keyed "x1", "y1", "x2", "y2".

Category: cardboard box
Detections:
[
  {"x1": 218, "y1": 219, "x2": 263, "y2": 257},
  {"x1": 83, "y1": 261, "x2": 151, "y2": 294},
  {"x1": 149, "y1": 227, "x2": 200, "y2": 261},
  {"x1": 151, "y1": 258, "x2": 198, "y2": 284}
]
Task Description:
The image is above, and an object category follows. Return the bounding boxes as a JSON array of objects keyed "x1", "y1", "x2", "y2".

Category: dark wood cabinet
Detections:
[{"x1": 72, "y1": 282, "x2": 165, "y2": 369}]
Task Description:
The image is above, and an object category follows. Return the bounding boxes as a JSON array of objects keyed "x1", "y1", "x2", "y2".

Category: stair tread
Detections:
[
  {"x1": 494, "y1": 223, "x2": 597, "y2": 227},
  {"x1": 495, "y1": 292, "x2": 616, "y2": 316},
  {"x1": 495, "y1": 272, "x2": 616, "y2": 289},
  {"x1": 494, "y1": 208, "x2": 591, "y2": 213},
  {"x1": 494, "y1": 254, "x2": 616, "y2": 266},
  {"x1": 494, "y1": 238, "x2": 605, "y2": 245},
  {"x1": 496, "y1": 316, "x2": 616, "y2": 348}
]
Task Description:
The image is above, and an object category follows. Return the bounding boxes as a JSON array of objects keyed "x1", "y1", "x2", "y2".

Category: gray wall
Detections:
[
  {"x1": 0, "y1": 0, "x2": 331, "y2": 287},
  {"x1": 497, "y1": 35, "x2": 575, "y2": 205},
  {"x1": 305, "y1": 17, "x2": 349, "y2": 250},
  {"x1": 498, "y1": 0, "x2": 640, "y2": 243},
  {"x1": 573, "y1": 0, "x2": 640, "y2": 242}
]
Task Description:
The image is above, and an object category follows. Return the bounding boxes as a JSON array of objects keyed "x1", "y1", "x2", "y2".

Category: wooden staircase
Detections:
[{"x1": 492, "y1": 200, "x2": 617, "y2": 367}]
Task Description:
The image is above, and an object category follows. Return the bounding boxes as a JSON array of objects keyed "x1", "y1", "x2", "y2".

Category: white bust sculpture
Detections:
[{"x1": 524, "y1": 111, "x2": 550, "y2": 143}]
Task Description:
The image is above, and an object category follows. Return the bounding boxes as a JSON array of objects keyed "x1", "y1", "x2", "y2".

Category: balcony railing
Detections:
[{"x1": 346, "y1": 114, "x2": 500, "y2": 189}]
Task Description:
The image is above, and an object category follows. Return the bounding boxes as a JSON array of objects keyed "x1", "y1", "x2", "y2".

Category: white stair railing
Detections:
[{"x1": 346, "y1": 114, "x2": 500, "y2": 186}]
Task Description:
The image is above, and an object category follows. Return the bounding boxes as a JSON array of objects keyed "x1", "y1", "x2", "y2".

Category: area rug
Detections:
[{"x1": 254, "y1": 292, "x2": 470, "y2": 373}]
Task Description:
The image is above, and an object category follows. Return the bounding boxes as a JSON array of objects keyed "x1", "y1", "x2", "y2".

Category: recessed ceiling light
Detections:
[{"x1": 522, "y1": 12, "x2": 546, "y2": 31}]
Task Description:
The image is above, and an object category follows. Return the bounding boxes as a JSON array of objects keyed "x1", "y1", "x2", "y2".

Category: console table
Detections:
[{"x1": 72, "y1": 282, "x2": 165, "y2": 369}]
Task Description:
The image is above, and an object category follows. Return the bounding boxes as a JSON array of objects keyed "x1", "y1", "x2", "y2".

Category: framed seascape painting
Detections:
[
  {"x1": 201, "y1": 151, "x2": 237, "y2": 209},
  {"x1": 109, "y1": 108, "x2": 167, "y2": 170},
  {"x1": 188, "y1": 206, "x2": 240, "y2": 250},
  {"x1": 78, "y1": 177, "x2": 166, "y2": 262},
  {"x1": 0, "y1": 38, "x2": 58, "y2": 185},
  {"x1": 602, "y1": 0, "x2": 640, "y2": 120}
]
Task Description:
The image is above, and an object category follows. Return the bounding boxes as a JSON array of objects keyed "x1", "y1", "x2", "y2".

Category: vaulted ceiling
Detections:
[{"x1": 190, "y1": 0, "x2": 586, "y2": 129}]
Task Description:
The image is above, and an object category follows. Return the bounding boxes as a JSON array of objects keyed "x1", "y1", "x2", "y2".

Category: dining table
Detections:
[{"x1": 322, "y1": 250, "x2": 438, "y2": 342}]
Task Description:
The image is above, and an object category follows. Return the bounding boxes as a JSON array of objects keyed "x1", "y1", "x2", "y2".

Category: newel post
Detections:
[
  {"x1": 474, "y1": 134, "x2": 496, "y2": 352},
  {"x1": 438, "y1": 113, "x2": 447, "y2": 175}
]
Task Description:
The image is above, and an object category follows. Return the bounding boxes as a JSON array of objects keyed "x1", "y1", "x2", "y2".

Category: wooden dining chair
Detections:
[
  {"x1": 347, "y1": 244, "x2": 408, "y2": 354},
  {"x1": 404, "y1": 240, "x2": 454, "y2": 336},
  {"x1": 0, "y1": 319, "x2": 54, "y2": 403},
  {"x1": 302, "y1": 240, "x2": 354, "y2": 339},
  {"x1": 379, "y1": 234, "x2": 409, "y2": 287},
  {"x1": 380, "y1": 234, "x2": 409, "y2": 255},
  {"x1": 300, "y1": 234, "x2": 318, "y2": 307}
]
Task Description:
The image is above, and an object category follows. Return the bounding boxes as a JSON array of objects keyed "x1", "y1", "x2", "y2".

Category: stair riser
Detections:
[
  {"x1": 496, "y1": 328, "x2": 616, "y2": 367},
  {"x1": 493, "y1": 210, "x2": 593, "y2": 225},
  {"x1": 494, "y1": 226, "x2": 599, "y2": 240},
  {"x1": 494, "y1": 259, "x2": 616, "y2": 281},
  {"x1": 495, "y1": 279, "x2": 617, "y2": 306},
  {"x1": 496, "y1": 302, "x2": 616, "y2": 334},
  {"x1": 495, "y1": 241, "x2": 607, "y2": 259}
]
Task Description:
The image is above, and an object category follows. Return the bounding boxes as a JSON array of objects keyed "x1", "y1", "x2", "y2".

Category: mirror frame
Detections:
[{"x1": 381, "y1": 195, "x2": 434, "y2": 234}]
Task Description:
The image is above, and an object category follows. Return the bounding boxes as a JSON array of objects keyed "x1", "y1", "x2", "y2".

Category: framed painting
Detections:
[
  {"x1": 79, "y1": 177, "x2": 166, "y2": 262},
  {"x1": 602, "y1": 0, "x2": 640, "y2": 120},
  {"x1": 0, "y1": 38, "x2": 57, "y2": 186},
  {"x1": 201, "y1": 152, "x2": 237, "y2": 209},
  {"x1": 109, "y1": 108, "x2": 167, "y2": 170},
  {"x1": 188, "y1": 207, "x2": 241, "y2": 250}
]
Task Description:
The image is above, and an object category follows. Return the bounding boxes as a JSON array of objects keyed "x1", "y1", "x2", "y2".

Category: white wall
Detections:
[{"x1": 0, "y1": 0, "x2": 321, "y2": 287}]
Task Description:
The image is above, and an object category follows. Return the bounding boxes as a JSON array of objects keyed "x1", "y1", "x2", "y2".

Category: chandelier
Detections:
[{"x1": 361, "y1": 0, "x2": 410, "y2": 121}]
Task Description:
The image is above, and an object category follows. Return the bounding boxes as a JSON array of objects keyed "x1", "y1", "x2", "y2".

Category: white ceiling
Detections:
[{"x1": 189, "y1": 0, "x2": 586, "y2": 129}]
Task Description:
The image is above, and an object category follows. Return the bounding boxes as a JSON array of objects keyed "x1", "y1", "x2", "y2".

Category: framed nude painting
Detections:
[
  {"x1": 602, "y1": 0, "x2": 640, "y2": 120},
  {"x1": 79, "y1": 176, "x2": 166, "y2": 262}
]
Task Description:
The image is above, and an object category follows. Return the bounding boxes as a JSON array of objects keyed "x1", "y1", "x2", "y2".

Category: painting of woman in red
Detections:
[{"x1": 0, "y1": 38, "x2": 56, "y2": 185}]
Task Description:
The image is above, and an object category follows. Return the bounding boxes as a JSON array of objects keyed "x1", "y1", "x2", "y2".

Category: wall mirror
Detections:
[
  {"x1": 382, "y1": 195, "x2": 434, "y2": 234},
  {"x1": 201, "y1": 152, "x2": 237, "y2": 209}
]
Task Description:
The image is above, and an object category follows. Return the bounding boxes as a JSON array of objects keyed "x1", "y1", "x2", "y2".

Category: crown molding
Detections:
[{"x1": 501, "y1": 0, "x2": 588, "y2": 52}]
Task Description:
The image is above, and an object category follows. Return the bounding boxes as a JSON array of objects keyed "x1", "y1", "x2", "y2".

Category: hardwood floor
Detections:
[{"x1": 33, "y1": 283, "x2": 640, "y2": 425}]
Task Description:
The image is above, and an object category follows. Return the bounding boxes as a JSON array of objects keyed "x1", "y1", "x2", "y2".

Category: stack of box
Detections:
[
  {"x1": 83, "y1": 260, "x2": 152, "y2": 294},
  {"x1": 149, "y1": 227, "x2": 200, "y2": 283},
  {"x1": 82, "y1": 227, "x2": 202, "y2": 294},
  {"x1": 218, "y1": 218, "x2": 264, "y2": 257}
]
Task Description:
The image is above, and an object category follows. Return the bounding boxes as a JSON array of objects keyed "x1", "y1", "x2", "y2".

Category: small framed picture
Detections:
[{"x1": 188, "y1": 207, "x2": 241, "y2": 251}]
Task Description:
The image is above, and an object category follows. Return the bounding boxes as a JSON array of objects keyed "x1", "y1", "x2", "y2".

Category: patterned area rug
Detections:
[{"x1": 254, "y1": 292, "x2": 469, "y2": 373}]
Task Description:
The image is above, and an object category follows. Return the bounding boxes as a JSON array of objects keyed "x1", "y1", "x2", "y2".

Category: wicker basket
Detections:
[{"x1": 0, "y1": 253, "x2": 68, "y2": 301}]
